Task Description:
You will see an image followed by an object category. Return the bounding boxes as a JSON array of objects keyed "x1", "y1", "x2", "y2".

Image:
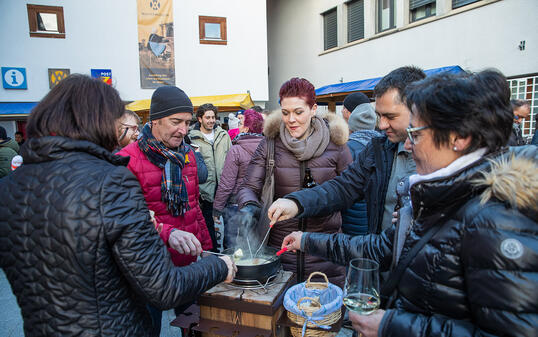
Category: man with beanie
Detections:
[
  {"x1": 342, "y1": 92, "x2": 371, "y2": 122},
  {"x1": 117, "y1": 86, "x2": 215, "y2": 333},
  {"x1": 189, "y1": 103, "x2": 232, "y2": 251},
  {"x1": 0, "y1": 126, "x2": 19, "y2": 178},
  {"x1": 341, "y1": 101, "x2": 381, "y2": 236}
]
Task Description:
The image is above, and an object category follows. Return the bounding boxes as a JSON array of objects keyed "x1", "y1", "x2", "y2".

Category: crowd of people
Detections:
[{"x1": 0, "y1": 65, "x2": 536, "y2": 337}]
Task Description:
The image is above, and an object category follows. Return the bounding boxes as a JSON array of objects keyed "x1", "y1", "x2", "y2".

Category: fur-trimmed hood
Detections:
[
  {"x1": 263, "y1": 110, "x2": 349, "y2": 146},
  {"x1": 474, "y1": 148, "x2": 538, "y2": 213}
]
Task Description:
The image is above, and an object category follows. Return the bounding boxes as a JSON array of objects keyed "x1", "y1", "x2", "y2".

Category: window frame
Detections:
[
  {"x1": 27, "y1": 4, "x2": 65, "y2": 39},
  {"x1": 322, "y1": 7, "x2": 338, "y2": 51},
  {"x1": 199, "y1": 16, "x2": 227, "y2": 45},
  {"x1": 377, "y1": 0, "x2": 396, "y2": 33},
  {"x1": 347, "y1": 0, "x2": 365, "y2": 43},
  {"x1": 410, "y1": 2, "x2": 436, "y2": 23}
]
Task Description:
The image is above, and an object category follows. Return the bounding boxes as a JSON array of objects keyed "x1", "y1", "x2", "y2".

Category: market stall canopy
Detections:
[
  {"x1": 126, "y1": 93, "x2": 254, "y2": 113},
  {"x1": 316, "y1": 66, "x2": 465, "y2": 109},
  {"x1": 0, "y1": 102, "x2": 38, "y2": 119}
]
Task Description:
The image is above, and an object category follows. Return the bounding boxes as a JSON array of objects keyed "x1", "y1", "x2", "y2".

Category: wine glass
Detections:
[{"x1": 343, "y1": 258, "x2": 380, "y2": 315}]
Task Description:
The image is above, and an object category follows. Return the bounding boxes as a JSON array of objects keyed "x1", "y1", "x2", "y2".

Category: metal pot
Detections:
[{"x1": 224, "y1": 247, "x2": 281, "y2": 285}]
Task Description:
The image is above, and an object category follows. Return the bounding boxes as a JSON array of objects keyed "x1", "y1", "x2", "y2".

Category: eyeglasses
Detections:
[
  {"x1": 121, "y1": 123, "x2": 139, "y2": 133},
  {"x1": 406, "y1": 125, "x2": 430, "y2": 145}
]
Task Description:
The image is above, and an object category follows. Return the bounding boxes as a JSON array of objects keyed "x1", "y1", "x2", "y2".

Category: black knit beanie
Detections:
[
  {"x1": 343, "y1": 92, "x2": 370, "y2": 112},
  {"x1": 150, "y1": 86, "x2": 193, "y2": 121}
]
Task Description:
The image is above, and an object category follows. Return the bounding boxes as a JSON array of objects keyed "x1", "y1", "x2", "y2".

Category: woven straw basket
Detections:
[{"x1": 287, "y1": 272, "x2": 341, "y2": 337}]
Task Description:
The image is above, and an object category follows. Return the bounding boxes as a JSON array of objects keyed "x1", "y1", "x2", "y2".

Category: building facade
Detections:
[
  {"x1": 267, "y1": 0, "x2": 538, "y2": 138},
  {"x1": 0, "y1": 0, "x2": 268, "y2": 136}
]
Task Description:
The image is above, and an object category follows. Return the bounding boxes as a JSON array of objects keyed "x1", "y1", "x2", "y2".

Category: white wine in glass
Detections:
[{"x1": 343, "y1": 258, "x2": 380, "y2": 315}]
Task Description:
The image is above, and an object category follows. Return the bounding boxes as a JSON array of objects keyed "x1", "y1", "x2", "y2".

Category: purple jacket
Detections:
[{"x1": 213, "y1": 133, "x2": 264, "y2": 213}]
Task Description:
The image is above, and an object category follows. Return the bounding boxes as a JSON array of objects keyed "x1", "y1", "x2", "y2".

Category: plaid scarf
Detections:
[{"x1": 138, "y1": 123, "x2": 190, "y2": 216}]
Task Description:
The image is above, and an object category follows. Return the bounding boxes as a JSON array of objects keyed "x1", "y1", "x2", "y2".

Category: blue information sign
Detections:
[{"x1": 2, "y1": 67, "x2": 27, "y2": 89}]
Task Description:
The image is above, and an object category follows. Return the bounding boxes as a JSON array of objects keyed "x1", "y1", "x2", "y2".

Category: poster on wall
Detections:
[
  {"x1": 137, "y1": 0, "x2": 175, "y2": 88},
  {"x1": 91, "y1": 69, "x2": 112, "y2": 85},
  {"x1": 48, "y1": 68, "x2": 70, "y2": 89}
]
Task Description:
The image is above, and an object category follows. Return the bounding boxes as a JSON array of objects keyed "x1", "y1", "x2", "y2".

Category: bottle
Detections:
[
  {"x1": 303, "y1": 168, "x2": 317, "y2": 188},
  {"x1": 11, "y1": 155, "x2": 23, "y2": 171}
]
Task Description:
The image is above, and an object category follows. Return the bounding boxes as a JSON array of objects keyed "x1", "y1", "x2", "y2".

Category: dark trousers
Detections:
[
  {"x1": 200, "y1": 199, "x2": 218, "y2": 252},
  {"x1": 147, "y1": 304, "x2": 162, "y2": 337}
]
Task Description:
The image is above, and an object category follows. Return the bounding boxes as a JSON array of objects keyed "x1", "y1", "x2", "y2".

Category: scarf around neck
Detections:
[
  {"x1": 279, "y1": 114, "x2": 330, "y2": 161},
  {"x1": 138, "y1": 123, "x2": 190, "y2": 216}
]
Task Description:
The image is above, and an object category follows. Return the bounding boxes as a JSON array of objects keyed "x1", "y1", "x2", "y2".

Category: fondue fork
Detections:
[
  {"x1": 201, "y1": 250, "x2": 227, "y2": 257},
  {"x1": 254, "y1": 224, "x2": 273, "y2": 258}
]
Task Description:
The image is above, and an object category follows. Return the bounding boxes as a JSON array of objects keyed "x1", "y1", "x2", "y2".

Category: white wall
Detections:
[
  {"x1": 267, "y1": 0, "x2": 538, "y2": 109},
  {"x1": 0, "y1": 0, "x2": 268, "y2": 103}
]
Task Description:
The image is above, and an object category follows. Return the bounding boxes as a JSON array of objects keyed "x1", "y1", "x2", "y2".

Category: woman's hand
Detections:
[
  {"x1": 268, "y1": 198, "x2": 299, "y2": 227},
  {"x1": 349, "y1": 310, "x2": 385, "y2": 337},
  {"x1": 218, "y1": 255, "x2": 237, "y2": 283},
  {"x1": 281, "y1": 231, "x2": 303, "y2": 252},
  {"x1": 168, "y1": 229, "x2": 202, "y2": 256}
]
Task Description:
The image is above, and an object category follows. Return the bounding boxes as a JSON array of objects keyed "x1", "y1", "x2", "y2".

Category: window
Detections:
[
  {"x1": 377, "y1": 0, "x2": 395, "y2": 32},
  {"x1": 410, "y1": 0, "x2": 436, "y2": 22},
  {"x1": 508, "y1": 75, "x2": 537, "y2": 139},
  {"x1": 452, "y1": 0, "x2": 481, "y2": 9},
  {"x1": 347, "y1": 0, "x2": 364, "y2": 43},
  {"x1": 199, "y1": 16, "x2": 227, "y2": 45},
  {"x1": 27, "y1": 4, "x2": 65, "y2": 38},
  {"x1": 323, "y1": 8, "x2": 337, "y2": 50}
]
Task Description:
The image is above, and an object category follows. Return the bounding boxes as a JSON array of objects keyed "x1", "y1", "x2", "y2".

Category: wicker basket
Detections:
[{"x1": 286, "y1": 272, "x2": 341, "y2": 337}]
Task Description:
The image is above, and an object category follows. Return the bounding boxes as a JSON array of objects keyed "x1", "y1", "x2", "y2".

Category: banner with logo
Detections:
[
  {"x1": 91, "y1": 69, "x2": 112, "y2": 85},
  {"x1": 137, "y1": 0, "x2": 175, "y2": 88}
]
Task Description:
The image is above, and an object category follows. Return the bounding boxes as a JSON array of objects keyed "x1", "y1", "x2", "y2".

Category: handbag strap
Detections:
[
  {"x1": 380, "y1": 219, "x2": 449, "y2": 303},
  {"x1": 266, "y1": 138, "x2": 275, "y2": 176}
]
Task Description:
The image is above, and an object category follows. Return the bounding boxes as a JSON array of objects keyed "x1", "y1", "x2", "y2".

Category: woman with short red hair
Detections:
[{"x1": 237, "y1": 78, "x2": 352, "y2": 286}]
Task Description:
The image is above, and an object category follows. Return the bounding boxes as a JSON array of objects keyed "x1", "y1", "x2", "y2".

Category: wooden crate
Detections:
[{"x1": 197, "y1": 271, "x2": 294, "y2": 337}]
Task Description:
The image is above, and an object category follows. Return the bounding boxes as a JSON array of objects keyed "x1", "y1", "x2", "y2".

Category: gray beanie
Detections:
[{"x1": 348, "y1": 103, "x2": 377, "y2": 132}]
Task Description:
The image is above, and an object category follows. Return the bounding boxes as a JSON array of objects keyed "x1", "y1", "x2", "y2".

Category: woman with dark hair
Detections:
[
  {"x1": 213, "y1": 109, "x2": 265, "y2": 248},
  {"x1": 0, "y1": 74, "x2": 234, "y2": 336},
  {"x1": 237, "y1": 78, "x2": 352, "y2": 286},
  {"x1": 281, "y1": 70, "x2": 537, "y2": 337}
]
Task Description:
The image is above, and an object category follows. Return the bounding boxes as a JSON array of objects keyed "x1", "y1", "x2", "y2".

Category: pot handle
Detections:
[{"x1": 305, "y1": 272, "x2": 329, "y2": 288}]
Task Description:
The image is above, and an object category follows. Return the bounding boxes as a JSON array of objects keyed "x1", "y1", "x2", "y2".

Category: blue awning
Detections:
[
  {"x1": 316, "y1": 65, "x2": 465, "y2": 96},
  {"x1": 0, "y1": 102, "x2": 38, "y2": 117}
]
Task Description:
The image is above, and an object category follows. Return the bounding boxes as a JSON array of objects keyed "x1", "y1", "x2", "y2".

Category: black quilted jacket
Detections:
[
  {"x1": 305, "y1": 146, "x2": 538, "y2": 336},
  {"x1": 0, "y1": 137, "x2": 228, "y2": 336}
]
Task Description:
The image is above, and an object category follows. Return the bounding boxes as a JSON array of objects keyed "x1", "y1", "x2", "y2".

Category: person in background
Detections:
[
  {"x1": 117, "y1": 109, "x2": 140, "y2": 149},
  {"x1": 341, "y1": 100, "x2": 382, "y2": 236},
  {"x1": 227, "y1": 112, "x2": 241, "y2": 140},
  {"x1": 0, "y1": 75, "x2": 235, "y2": 337},
  {"x1": 0, "y1": 126, "x2": 19, "y2": 178},
  {"x1": 341, "y1": 92, "x2": 371, "y2": 123},
  {"x1": 189, "y1": 103, "x2": 232, "y2": 251},
  {"x1": 237, "y1": 77, "x2": 352, "y2": 286},
  {"x1": 14, "y1": 131, "x2": 25, "y2": 147},
  {"x1": 508, "y1": 99, "x2": 531, "y2": 146},
  {"x1": 268, "y1": 66, "x2": 425, "y2": 235},
  {"x1": 213, "y1": 109, "x2": 264, "y2": 248},
  {"x1": 282, "y1": 69, "x2": 537, "y2": 337}
]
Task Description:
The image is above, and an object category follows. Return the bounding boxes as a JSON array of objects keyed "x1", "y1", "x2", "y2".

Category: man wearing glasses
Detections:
[{"x1": 268, "y1": 66, "x2": 425, "y2": 235}]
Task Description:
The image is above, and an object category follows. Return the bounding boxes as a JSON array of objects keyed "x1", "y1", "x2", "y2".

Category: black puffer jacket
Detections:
[
  {"x1": 304, "y1": 146, "x2": 538, "y2": 336},
  {"x1": 0, "y1": 137, "x2": 228, "y2": 336}
]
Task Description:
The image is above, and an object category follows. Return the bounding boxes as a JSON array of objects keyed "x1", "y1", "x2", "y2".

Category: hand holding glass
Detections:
[{"x1": 343, "y1": 258, "x2": 380, "y2": 315}]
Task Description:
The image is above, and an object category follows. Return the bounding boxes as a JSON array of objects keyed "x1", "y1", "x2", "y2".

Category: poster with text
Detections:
[
  {"x1": 91, "y1": 69, "x2": 112, "y2": 85},
  {"x1": 137, "y1": 0, "x2": 175, "y2": 88}
]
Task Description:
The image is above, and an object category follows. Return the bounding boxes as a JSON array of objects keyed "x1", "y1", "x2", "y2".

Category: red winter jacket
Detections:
[{"x1": 117, "y1": 142, "x2": 212, "y2": 266}]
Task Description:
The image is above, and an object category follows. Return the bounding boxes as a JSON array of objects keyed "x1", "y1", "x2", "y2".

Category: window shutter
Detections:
[
  {"x1": 324, "y1": 8, "x2": 337, "y2": 50},
  {"x1": 348, "y1": 0, "x2": 364, "y2": 42},
  {"x1": 452, "y1": 0, "x2": 480, "y2": 9},
  {"x1": 409, "y1": 0, "x2": 435, "y2": 10}
]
